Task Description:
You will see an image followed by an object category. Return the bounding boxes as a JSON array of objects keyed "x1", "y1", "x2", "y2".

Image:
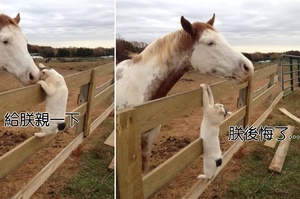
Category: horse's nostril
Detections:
[
  {"x1": 29, "y1": 73, "x2": 34, "y2": 81},
  {"x1": 242, "y1": 64, "x2": 249, "y2": 73}
]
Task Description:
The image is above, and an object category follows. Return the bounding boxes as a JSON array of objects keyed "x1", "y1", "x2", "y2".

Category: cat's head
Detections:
[
  {"x1": 213, "y1": 103, "x2": 232, "y2": 119},
  {"x1": 38, "y1": 63, "x2": 57, "y2": 80}
]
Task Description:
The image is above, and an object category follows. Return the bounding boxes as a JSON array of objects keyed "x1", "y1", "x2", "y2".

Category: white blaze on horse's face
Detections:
[
  {"x1": 0, "y1": 14, "x2": 40, "y2": 85},
  {"x1": 182, "y1": 14, "x2": 254, "y2": 83}
]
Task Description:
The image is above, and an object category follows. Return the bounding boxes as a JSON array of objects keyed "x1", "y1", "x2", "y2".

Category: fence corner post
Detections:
[{"x1": 116, "y1": 108, "x2": 144, "y2": 199}]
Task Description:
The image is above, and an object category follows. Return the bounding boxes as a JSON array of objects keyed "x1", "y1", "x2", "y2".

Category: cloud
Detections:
[
  {"x1": 117, "y1": 0, "x2": 300, "y2": 52},
  {"x1": 0, "y1": 0, "x2": 114, "y2": 48}
]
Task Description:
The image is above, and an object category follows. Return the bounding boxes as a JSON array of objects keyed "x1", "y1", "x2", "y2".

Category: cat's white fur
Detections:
[
  {"x1": 198, "y1": 84, "x2": 232, "y2": 180},
  {"x1": 34, "y1": 63, "x2": 68, "y2": 137}
]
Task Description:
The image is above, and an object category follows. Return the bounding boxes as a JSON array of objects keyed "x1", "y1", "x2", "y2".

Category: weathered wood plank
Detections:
[
  {"x1": 108, "y1": 157, "x2": 115, "y2": 171},
  {"x1": 279, "y1": 108, "x2": 300, "y2": 123},
  {"x1": 268, "y1": 125, "x2": 294, "y2": 173},
  {"x1": 104, "y1": 130, "x2": 114, "y2": 147},
  {"x1": 264, "y1": 128, "x2": 280, "y2": 148},
  {"x1": 116, "y1": 108, "x2": 144, "y2": 199},
  {"x1": 12, "y1": 132, "x2": 84, "y2": 199}
]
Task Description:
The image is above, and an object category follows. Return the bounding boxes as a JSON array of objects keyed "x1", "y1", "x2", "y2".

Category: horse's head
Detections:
[
  {"x1": 181, "y1": 14, "x2": 253, "y2": 83},
  {"x1": 0, "y1": 13, "x2": 40, "y2": 85}
]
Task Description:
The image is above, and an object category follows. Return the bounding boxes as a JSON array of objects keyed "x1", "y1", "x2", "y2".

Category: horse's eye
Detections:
[
  {"x1": 3, "y1": 40, "x2": 9, "y2": 45},
  {"x1": 208, "y1": 42, "x2": 214, "y2": 46}
]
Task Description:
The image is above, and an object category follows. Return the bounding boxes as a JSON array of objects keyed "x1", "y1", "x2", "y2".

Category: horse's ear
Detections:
[
  {"x1": 181, "y1": 16, "x2": 195, "y2": 37},
  {"x1": 207, "y1": 13, "x2": 215, "y2": 26},
  {"x1": 14, "y1": 13, "x2": 20, "y2": 24}
]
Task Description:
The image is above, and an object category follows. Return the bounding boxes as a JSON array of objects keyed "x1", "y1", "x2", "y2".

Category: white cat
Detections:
[
  {"x1": 198, "y1": 84, "x2": 232, "y2": 180},
  {"x1": 34, "y1": 63, "x2": 68, "y2": 137}
]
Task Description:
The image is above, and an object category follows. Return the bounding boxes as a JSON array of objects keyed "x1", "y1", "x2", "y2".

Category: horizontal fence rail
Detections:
[{"x1": 117, "y1": 64, "x2": 280, "y2": 199}]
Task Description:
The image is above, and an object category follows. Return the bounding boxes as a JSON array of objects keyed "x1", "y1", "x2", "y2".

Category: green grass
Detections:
[
  {"x1": 62, "y1": 118, "x2": 114, "y2": 199},
  {"x1": 223, "y1": 90, "x2": 300, "y2": 199}
]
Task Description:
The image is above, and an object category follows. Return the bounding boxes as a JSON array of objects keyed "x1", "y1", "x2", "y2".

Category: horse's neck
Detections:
[{"x1": 143, "y1": 54, "x2": 191, "y2": 101}]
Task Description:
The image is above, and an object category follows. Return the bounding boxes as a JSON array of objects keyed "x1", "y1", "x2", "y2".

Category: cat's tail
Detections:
[{"x1": 57, "y1": 122, "x2": 66, "y2": 131}]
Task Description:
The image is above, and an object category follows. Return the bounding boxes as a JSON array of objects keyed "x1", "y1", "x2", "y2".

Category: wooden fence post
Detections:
[
  {"x1": 83, "y1": 69, "x2": 97, "y2": 137},
  {"x1": 267, "y1": 71, "x2": 276, "y2": 106},
  {"x1": 237, "y1": 84, "x2": 248, "y2": 126},
  {"x1": 116, "y1": 108, "x2": 144, "y2": 199},
  {"x1": 237, "y1": 77, "x2": 254, "y2": 126},
  {"x1": 76, "y1": 83, "x2": 89, "y2": 135},
  {"x1": 245, "y1": 78, "x2": 254, "y2": 125}
]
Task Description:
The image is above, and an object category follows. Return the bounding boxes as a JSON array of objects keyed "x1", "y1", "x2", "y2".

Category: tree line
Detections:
[
  {"x1": 116, "y1": 37, "x2": 300, "y2": 63},
  {"x1": 28, "y1": 44, "x2": 114, "y2": 58}
]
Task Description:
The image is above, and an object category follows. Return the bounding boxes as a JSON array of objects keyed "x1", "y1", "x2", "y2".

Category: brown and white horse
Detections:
[
  {"x1": 0, "y1": 13, "x2": 39, "y2": 85},
  {"x1": 116, "y1": 14, "x2": 254, "y2": 173}
]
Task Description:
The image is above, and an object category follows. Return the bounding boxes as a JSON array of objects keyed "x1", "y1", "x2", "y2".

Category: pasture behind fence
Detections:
[
  {"x1": 280, "y1": 54, "x2": 300, "y2": 97},
  {"x1": 116, "y1": 64, "x2": 281, "y2": 199},
  {"x1": 0, "y1": 62, "x2": 114, "y2": 198}
]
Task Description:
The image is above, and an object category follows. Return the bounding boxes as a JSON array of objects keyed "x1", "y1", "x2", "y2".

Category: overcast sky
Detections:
[
  {"x1": 1, "y1": 0, "x2": 114, "y2": 48},
  {"x1": 117, "y1": 0, "x2": 300, "y2": 53}
]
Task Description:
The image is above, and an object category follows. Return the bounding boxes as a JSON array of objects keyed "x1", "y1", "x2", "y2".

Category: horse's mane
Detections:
[
  {"x1": 0, "y1": 14, "x2": 19, "y2": 29},
  {"x1": 130, "y1": 22, "x2": 215, "y2": 65}
]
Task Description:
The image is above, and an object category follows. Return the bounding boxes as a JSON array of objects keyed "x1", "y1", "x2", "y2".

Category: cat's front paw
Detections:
[
  {"x1": 37, "y1": 80, "x2": 44, "y2": 85},
  {"x1": 200, "y1": 84, "x2": 207, "y2": 89}
]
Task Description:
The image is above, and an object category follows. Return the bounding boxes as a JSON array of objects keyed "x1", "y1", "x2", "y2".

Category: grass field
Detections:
[{"x1": 62, "y1": 118, "x2": 114, "y2": 199}]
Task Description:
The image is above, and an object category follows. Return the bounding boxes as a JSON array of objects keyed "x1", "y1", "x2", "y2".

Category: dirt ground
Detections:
[
  {"x1": 0, "y1": 59, "x2": 114, "y2": 198},
  {"x1": 146, "y1": 66, "x2": 279, "y2": 198}
]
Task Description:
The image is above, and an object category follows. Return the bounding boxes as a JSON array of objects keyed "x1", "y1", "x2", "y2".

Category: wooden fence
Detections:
[
  {"x1": 0, "y1": 62, "x2": 114, "y2": 198},
  {"x1": 116, "y1": 64, "x2": 282, "y2": 199},
  {"x1": 280, "y1": 54, "x2": 300, "y2": 97}
]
